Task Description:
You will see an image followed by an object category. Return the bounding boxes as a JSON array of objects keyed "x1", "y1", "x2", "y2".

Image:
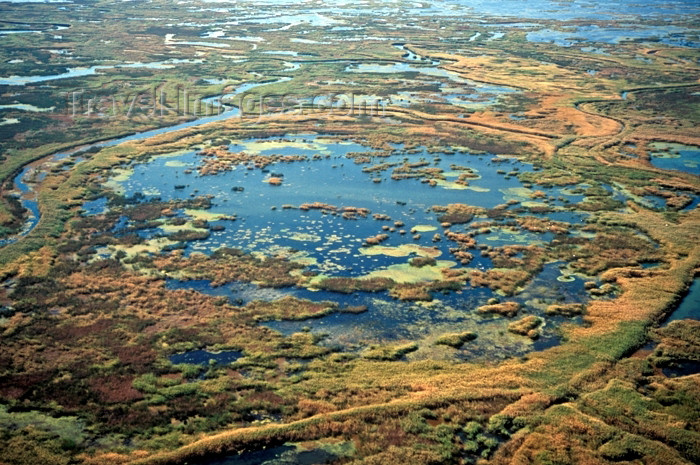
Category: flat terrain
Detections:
[{"x1": 0, "y1": 1, "x2": 699, "y2": 464}]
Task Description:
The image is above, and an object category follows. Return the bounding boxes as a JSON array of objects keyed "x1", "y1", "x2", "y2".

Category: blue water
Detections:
[
  {"x1": 0, "y1": 77, "x2": 291, "y2": 247},
  {"x1": 683, "y1": 195, "x2": 700, "y2": 211},
  {"x1": 650, "y1": 149, "x2": 700, "y2": 176},
  {"x1": 662, "y1": 360, "x2": 700, "y2": 378},
  {"x1": 0, "y1": 198, "x2": 38, "y2": 247},
  {"x1": 0, "y1": 59, "x2": 205, "y2": 86},
  {"x1": 111, "y1": 137, "x2": 582, "y2": 278},
  {"x1": 169, "y1": 349, "x2": 242, "y2": 366},
  {"x1": 168, "y1": 262, "x2": 587, "y2": 356},
  {"x1": 102, "y1": 137, "x2": 595, "y2": 309},
  {"x1": 642, "y1": 195, "x2": 666, "y2": 209},
  {"x1": 659, "y1": 278, "x2": 700, "y2": 378},
  {"x1": 527, "y1": 24, "x2": 699, "y2": 48},
  {"x1": 265, "y1": 288, "x2": 493, "y2": 342},
  {"x1": 80, "y1": 197, "x2": 108, "y2": 215},
  {"x1": 664, "y1": 278, "x2": 700, "y2": 323},
  {"x1": 527, "y1": 210, "x2": 589, "y2": 223},
  {"x1": 0, "y1": 167, "x2": 41, "y2": 246},
  {"x1": 13, "y1": 165, "x2": 32, "y2": 193}
]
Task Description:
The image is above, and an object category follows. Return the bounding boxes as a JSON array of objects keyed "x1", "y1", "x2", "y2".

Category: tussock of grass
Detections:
[{"x1": 435, "y1": 331, "x2": 478, "y2": 348}]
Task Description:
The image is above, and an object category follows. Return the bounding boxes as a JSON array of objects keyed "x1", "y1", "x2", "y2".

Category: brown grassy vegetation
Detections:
[{"x1": 0, "y1": 9, "x2": 699, "y2": 465}]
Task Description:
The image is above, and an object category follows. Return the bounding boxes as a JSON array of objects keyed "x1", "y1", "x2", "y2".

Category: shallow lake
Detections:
[
  {"x1": 93, "y1": 135, "x2": 595, "y2": 358},
  {"x1": 108, "y1": 136, "x2": 578, "y2": 277},
  {"x1": 648, "y1": 142, "x2": 700, "y2": 176}
]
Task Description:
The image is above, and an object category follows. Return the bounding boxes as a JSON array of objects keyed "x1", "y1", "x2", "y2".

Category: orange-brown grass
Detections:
[
  {"x1": 152, "y1": 249, "x2": 303, "y2": 287},
  {"x1": 469, "y1": 269, "x2": 532, "y2": 296},
  {"x1": 508, "y1": 315, "x2": 543, "y2": 338},
  {"x1": 432, "y1": 203, "x2": 486, "y2": 224},
  {"x1": 313, "y1": 276, "x2": 394, "y2": 293},
  {"x1": 476, "y1": 301, "x2": 522, "y2": 318},
  {"x1": 243, "y1": 296, "x2": 338, "y2": 321},
  {"x1": 546, "y1": 303, "x2": 586, "y2": 317},
  {"x1": 196, "y1": 146, "x2": 307, "y2": 175},
  {"x1": 2, "y1": 42, "x2": 699, "y2": 465}
]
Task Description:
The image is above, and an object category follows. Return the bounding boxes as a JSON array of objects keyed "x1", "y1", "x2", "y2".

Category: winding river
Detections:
[{"x1": 0, "y1": 77, "x2": 291, "y2": 247}]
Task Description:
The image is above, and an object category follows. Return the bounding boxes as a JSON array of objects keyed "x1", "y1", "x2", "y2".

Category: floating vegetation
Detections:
[
  {"x1": 411, "y1": 224, "x2": 438, "y2": 233},
  {"x1": 365, "y1": 260, "x2": 458, "y2": 284},
  {"x1": 288, "y1": 232, "x2": 322, "y2": 242},
  {"x1": 648, "y1": 142, "x2": 700, "y2": 175},
  {"x1": 545, "y1": 303, "x2": 586, "y2": 316},
  {"x1": 363, "y1": 342, "x2": 419, "y2": 361},
  {"x1": 1, "y1": 1, "x2": 699, "y2": 464},
  {"x1": 476, "y1": 301, "x2": 521, "y2": 317},
  {"x1": 435, "y1": 331, "x2": 478, "y2": 348},
  {"x1": 507, "y1": 315, "x2": 543, "y2": 338},
  {"x1": 359, "y1": 243, "x2": 441, "y2": 258}
]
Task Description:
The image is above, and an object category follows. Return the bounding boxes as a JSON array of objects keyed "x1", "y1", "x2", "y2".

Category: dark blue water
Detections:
[
  {"x1": 198, "y1": 444, "x2": 341, "y2": 465},
  {"x1": 167, "y1": 261, "x2": 586, "y2": 357},
  {"x1": 13, "y1": 166, "x2": 32, "y2": 193},
  {"x1": 662, "y1": 360, "x2": 700, "y2": 378},
  {"x1": 169, "y1": 349, "x2": 242, "y2": 366},
  {"x1": 81, "y1": 197, "x2": 108, "y2": 215},
  {"x1": 664, "y1": 278, "x2": 700, "y2": 323},
  {"x1": 265, "y1": 288, "x2": 493, "y2": 343}
]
